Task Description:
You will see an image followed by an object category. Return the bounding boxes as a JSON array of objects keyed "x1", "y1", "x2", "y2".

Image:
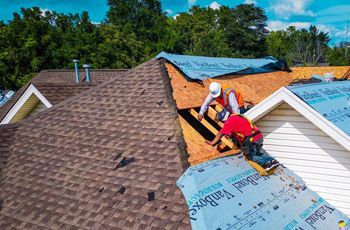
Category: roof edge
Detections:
[
  {"x1": 1, "y1": 60, "x2": 162, "y2": 128},
  {"x1": 245, "y1": 87, "x2": 350, "y2": 151},
  {"x1": 0, "y1": 84, "x2": 53, "y2": 124},
  {"x1": 41, "y1": 69, "x2": 129, "y2": 73},
  {"x1": 159, "y1": 59, "x2": 190, "y2": 170}
]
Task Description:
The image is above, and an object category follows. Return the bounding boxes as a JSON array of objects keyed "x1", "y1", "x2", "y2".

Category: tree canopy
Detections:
[
  {"x1": 267, "y1": 25, "x2": 331, "y2": 66},
  {"x1": 0, "y1": 1, "x2": 348, "y2": 90}
]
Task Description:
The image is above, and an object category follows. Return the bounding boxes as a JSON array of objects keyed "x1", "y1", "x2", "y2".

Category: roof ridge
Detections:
[
  {"x1": 7, "y1": 59, "x2": 160, "y2": 127},
  {"x1": 42, "y1": 69, "x2": 129, "y2": 72}
]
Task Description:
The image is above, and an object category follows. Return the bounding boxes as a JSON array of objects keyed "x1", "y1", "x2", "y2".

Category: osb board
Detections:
[
  {"x1": 290, "y1": 66, "x2": 349, "y2": 79},
  {"x1": 166, "y1": 63, "x2": 212, "y2": 110},
  {"x1": 165, "y1": 63, "x2": 350, "y2": 110},
  {"x1": 178, "y1": 116, "x2": 239, "y2": 166}
]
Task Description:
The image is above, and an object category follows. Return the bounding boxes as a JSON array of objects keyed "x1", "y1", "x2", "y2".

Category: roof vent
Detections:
[
  {"x1": 73, "y1": 59, "x2": 79, "y2": 83},
  {"x1": 312, "y1": 73, "x2": 334, "y2": 82},
  {"x1": 83, "y1": 64, "x2": 91, "y2": 83}
]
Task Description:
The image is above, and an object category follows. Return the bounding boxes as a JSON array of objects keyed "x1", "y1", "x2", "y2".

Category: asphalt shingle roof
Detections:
[
  {"x1": 0, "y1": 69, "x2": 128, "y2": 122},
  {"x1": 0, "y1": 60, "x2": 190, "y2": 229}
]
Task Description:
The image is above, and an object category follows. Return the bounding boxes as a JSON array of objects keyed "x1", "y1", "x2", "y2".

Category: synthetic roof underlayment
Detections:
[
  {"x1": 288, "y1": 81, "x2": 350, "y2": 136},
  {"x1": 177, "y1": 156, "x2": 350, "y2": 229},
  {"x1": 157, "y1": 52, "x2": 288, "y2": 81}
]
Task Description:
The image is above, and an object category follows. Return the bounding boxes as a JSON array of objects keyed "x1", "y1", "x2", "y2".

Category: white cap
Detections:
[{"x1": 209, "y1": 82, "x2": 221, "y2": 98}]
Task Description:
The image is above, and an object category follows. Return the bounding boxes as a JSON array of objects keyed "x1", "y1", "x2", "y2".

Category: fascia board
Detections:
[
  {"x1": 0, "y1": 84, "x2": 52, "y2": 124},
  {"x1": 246, "y1": 87, "x2": 350, "y2": 151}
]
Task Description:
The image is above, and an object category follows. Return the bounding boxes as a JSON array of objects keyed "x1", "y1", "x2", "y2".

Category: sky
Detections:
[{"x1": 0, "y1": 0, "x2": 349, "y2": 45}]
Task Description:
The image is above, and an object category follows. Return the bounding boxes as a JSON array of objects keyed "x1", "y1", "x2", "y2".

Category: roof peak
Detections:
[{"x1": 41, "y1": 69, "x2": 129, "y2": 73}]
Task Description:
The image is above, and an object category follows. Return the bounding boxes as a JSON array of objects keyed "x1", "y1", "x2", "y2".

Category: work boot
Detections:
[{"x1": 264, "y1": 160, "x2": 280, "y2": 171}]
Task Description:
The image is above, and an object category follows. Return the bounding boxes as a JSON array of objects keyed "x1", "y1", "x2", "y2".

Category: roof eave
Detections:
[
  {"x1": 245, "y1": 87, "x2": 350, "y2": 151},
  {"x1": 0, "y1": 84, "x2": 53, "y2": 125}
]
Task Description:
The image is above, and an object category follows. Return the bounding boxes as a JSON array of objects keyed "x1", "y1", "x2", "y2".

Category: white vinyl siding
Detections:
[{"x1": 256, "y1": 103, "x2": 350, "y2": 216}]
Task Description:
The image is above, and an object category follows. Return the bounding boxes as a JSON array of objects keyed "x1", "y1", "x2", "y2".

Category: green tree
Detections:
[
  {"x1": 266, "y1": 25, "x2": 330, "y2": 66},
  {"x1": 266, "y1": 30, "x2": 292, "y2": 64},
  {"x1": 326, "y1": 44, "x2": 350, "y2": 66},
  {"x1": 222, "y1": 4, "x2": 268, "y2": 57},
  {"x1": 91, "y1": 25, "x2": 142, "y2": 68},
  {"x1": 171, "y1": 4, "x2": 268, "y2": 57},
  {"x1": 107, "y1": 0, "x2": 168, "y2": 58}
]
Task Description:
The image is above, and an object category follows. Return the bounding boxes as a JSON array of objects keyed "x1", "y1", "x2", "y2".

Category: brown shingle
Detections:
[
  {"x1": 0, "y1": 69, "x2": 128, "y2": 122},
  {"x1": 0, "y1": 60, "x2": 189, "y2": 229}
]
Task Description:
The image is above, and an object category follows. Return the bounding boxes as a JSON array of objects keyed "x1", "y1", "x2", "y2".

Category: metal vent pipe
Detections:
[
  {"x1": 83, "y1": 64, "x2": 91, "y2": 83},
  {"x1": 73, "y1": 59, "x2": 80, "y2": 83}
]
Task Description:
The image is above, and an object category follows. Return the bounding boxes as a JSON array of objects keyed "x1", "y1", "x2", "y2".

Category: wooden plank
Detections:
[
  {"x1": 178, "y1": 115, "x2": 239, "y2": 165},
  {"x1": 189, "y1": 108, "x2": 234, "y2": 149},
  {"x1": 207, "y1": 106, "x2": 224, "y2": 127},
  {"x1": 244, "y1": 155, "x2": 276, "y2": 176},
  {"x1": 178, "y1": 115, "x2": 217, "y2": 164},
  {"x1": 214, "y1": 104, "x2": 223, "y2": 113}
]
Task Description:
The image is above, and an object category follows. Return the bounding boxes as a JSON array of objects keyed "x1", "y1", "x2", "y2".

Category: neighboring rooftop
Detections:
[
  {"x1": 0, "y1": 91, "x2": 14, "y2": 107},
  {"x1": 0, "y1": 69, "x2": 128, "y2": 123}
]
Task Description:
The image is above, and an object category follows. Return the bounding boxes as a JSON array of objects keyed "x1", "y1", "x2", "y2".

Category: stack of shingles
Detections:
[{"x1": 0, "y1": 60, "x2": 191, "y2": 229}]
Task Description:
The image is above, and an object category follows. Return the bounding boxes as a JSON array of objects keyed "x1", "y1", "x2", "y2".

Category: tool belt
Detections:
[
  {"x1": 229, "y1": 113, "x2": 260, "y2": 148},
  {"x1": 231, "y1": 130, "x2": 261, "y2": 148}
]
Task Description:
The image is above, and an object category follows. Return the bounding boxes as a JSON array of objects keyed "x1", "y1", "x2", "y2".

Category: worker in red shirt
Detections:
[{"x1": 205, "y1": 114, "x2": 279, "y2": 171}]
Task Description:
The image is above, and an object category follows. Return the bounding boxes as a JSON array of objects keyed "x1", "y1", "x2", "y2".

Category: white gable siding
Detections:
[{"x1": 256, "y1": 103, "x2": 350, "y2": 216}]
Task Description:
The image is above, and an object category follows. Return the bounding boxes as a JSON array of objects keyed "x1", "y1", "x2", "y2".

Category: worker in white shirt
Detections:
[{"x1": 198, "y1": 82, "x2": 245, "y2": 122}]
